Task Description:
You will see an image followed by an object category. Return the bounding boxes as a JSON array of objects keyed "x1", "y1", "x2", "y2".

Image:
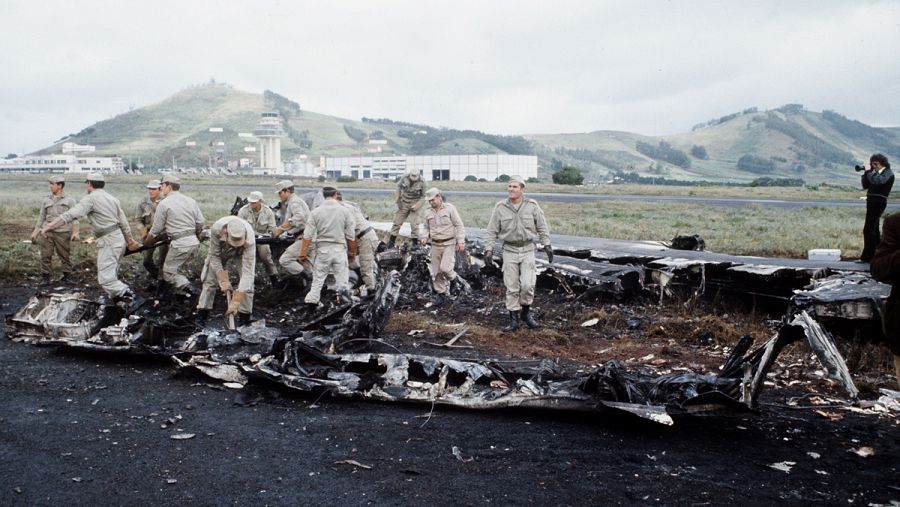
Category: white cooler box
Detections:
[{"x1": 807, "y1": 249, "x2": 841, "y2": 261}]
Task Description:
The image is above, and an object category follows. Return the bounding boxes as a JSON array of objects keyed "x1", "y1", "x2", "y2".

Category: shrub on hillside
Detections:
[{"x1": 552, "y1": 167, "x2": 584, "y2": 185}]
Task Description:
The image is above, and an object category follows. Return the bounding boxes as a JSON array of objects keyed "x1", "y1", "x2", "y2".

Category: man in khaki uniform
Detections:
[
  {"x1": 145, "y1": 174, "x2": 204, "y2": 296},
  {"x1": 41, "y1": 173, "x2": 140, "y2": 303},
  {"x1": 337, "y1": 192, "x2": 379, "y2": 293},
  {"x1": 195, "y1": 216, "x2": 256, "y2": 327},
  {"x1": 300, "y1": 187, "x2": 356, "y2": 306},
  {"x1": 135, "y1": 179, "x2": 167, "y2": 283},
  {"x1": 32, "y1": 175, "x2": 78, "y2": 284},
  {"x1": 274, "y1": 179, "x2": 312, "y2": 280},
  {"x1": 420, "y1": 187, "x2": 469, "y2": 304},
  {"x1": 484, "y1": 175, "x2": 552, "y2": 332},
  {"x1": 388, "y1": 167, "x2": 426, "y2": 248},
  {"x1": 237, "y1": 190, "x2": 279, "y2": 286}
]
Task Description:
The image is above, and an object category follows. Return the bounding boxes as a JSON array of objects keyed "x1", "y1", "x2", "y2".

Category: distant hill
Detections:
[{"x1": 35, "y1": 83, "x2": 900, "y2": 185}]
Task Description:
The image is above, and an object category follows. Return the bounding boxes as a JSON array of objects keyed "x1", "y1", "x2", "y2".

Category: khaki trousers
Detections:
[
  {"x1": 390, "y1": 204, "x2": 422, "y2": 238},
  {"x1": 256, "y1": 244, "x2": 278, "y2": 276},
  {"x1": 96, "y1": 231, "x2": 129, "y2": 298},
  {"x1": 304, "y1": 243, "x2": 349, "y2": 304},
  {"x1": 162, "y1": 244, "x2": 197, "y2": 290},
  {"x1": 429, "y1": 243, "x2": 458, "y2": 294},
  {"x1": 39, "y1": 230, "x2": 73, "y2": 275},
  {"x1": 280, "y1": 240, "x2": 315, "y2": 276},
  {"x1": 358, "y1": 231, "x2": 379, "y2": 290},
  {"x1": 197, "y1": 254, "x2": 254, "y2": 314},
  {"x1": 502, "y1": 246, "x2": 536, "y2": 311}
]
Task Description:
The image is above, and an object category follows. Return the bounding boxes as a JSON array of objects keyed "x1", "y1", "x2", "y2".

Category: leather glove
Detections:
[
  {"x1": 225, "y1": 290, "x2": 245, "y2": 316},
  {"x1": 483, "y1": 249, "x2": 494, "y2": 269},
  {"x1": 299, "y1": 238, "x2": 311, "y2": 263},
  {"x1": 70, "y1": 232, "x2": 80, "y2": 241},
  {"x1": 543, "y1": 245, "x2": 554, "y2": 264},
  {"x1": 215, "y1": 270, "x2": 232, "y2": 293},
  {"x1": 126, "y1": 238, "x2": 141, "y2": 252},
  {"x1": 272, "y1": 226, "x2": 285, "y2": 237},
  {"x1": 30, "y1": 228, "x2": 40, "y2": 242}
]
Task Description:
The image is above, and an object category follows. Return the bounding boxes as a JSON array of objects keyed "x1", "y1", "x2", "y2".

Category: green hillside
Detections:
[{"x1": 34, "y1": 83, "x2": 900, "y2": 185}]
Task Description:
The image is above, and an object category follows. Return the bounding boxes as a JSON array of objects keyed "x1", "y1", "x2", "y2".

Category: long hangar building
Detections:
[{"x1": 322, "y1": 154, "x2": 537, "y2": 181}]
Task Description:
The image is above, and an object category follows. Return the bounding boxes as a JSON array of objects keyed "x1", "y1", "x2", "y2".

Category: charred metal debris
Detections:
[{"x1": 6, "y1": 232, "x2": 890, "y2": 425}]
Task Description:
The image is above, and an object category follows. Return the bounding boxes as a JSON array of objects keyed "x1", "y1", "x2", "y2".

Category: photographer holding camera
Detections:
[{"x1": 858, "y1": 153, "x2": 893, "y2": 263}]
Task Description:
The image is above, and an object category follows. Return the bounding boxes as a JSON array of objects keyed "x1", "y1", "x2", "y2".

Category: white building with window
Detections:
[
  {"x1": 323, "y1": 154, "x2": 538, "y2": 181},
  {"x1": 0, "y1": 154, "x2": 125, "y2": 175}
]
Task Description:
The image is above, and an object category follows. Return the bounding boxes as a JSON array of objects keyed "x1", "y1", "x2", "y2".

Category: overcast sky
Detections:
[{"x1": 2, "y1": 0, "x2": 898, "y2": 155}]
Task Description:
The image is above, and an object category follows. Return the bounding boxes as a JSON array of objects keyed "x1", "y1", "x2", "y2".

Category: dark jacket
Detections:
[
  {"x1": 870, "y1": 212, "x2": 900, "y2": 355},
  {"x1": 862, "y1": 167, "x2": 894, "y2": 202}
]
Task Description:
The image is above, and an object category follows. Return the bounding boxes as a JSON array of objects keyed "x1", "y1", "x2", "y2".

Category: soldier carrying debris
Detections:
[
  {"x1": 483, "y1": 175, "x2": 552, "y2": 332},
  {"x1": 420, "y1": 187, "x2": 469, "y2": 305},
  {"x1": 135, "y1": 179, "x2": 167, "y2": 285},
  {"x1": 237, "y1": 190, "x2": 279, "y2": 287},
  {"x1": 195, "y1": 215, "x2": 256, "y2": 327},
  {"x1": 336, "y1": 191, "x2": 380, "y2": 295},
  {"x1": 274, "y1": 179, "x2": 312, "y2": 286},
  {"x1": 301, "y1": 187, "x2": 356, "y2": 308},
  {"x1": 32, "y1": 174, "x2": 78, "y2": 284},
  {"x1": 145, "y1": 174, "x2": 205, "y2": 297},
  {"x1": 41, "y1": 172, "x2": 140, "y2": 304},
  {"x1": 387, "y1": 167, "x2": 426, "y2": 248}
]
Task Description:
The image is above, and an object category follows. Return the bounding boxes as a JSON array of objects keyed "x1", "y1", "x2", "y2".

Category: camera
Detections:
[{"x1": 855, "y1": 164, "x2": 866, "y2": 172}]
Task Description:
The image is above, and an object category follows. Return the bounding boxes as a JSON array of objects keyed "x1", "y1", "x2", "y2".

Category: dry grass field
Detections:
[{"x1": 0, "y1": 173, "x2": 871, "y2": 279}]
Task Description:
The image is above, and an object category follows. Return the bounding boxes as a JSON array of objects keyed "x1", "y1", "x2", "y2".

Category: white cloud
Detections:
[{"x1": 1, "y1": 0, "x2": 898, "y2": 154}]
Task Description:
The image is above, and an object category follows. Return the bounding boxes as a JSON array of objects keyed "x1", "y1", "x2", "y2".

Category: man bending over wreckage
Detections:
[
  {"x1": 41, "y1": 172, "x2": 140, "y2": 305},
  {"x1": 869, "y1": 211, "x2": 900, "y2": 388},
  {"x1": 195, "y1": 216, "x2": 256, "y2": 327},
  {"x1": 337, "y1": 192, "x2": 380, "y2": 295}
]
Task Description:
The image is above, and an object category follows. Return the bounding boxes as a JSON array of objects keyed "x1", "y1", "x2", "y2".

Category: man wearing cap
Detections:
[
  {"x1": 420, "y1": 187, "x2": 469, "y2": 304},
  {"x1": 237, "y1": 190, "x2": 279, "y2": 286},
  {"x1": 337, "y1": 192, "x2": 379, "y2": 294},
  {"x1": 145, "y1": 173, "x2": 204, "y2": 296},
  {"x1": 273, "y1": 179, "x2": 312, "y2": 281},
  {"x1": 484, "y1": 175, "x2": 552, "y2": 332},
  {"x1": 32, "y1": 175, "x2": 78, "y2": 284},
  {"x1": 135, "y1": 179, "x2": 167, "y2": 284},
  {"x1": 387, "y1": 167, "x2": 426, "y2": 248},
  {"x1": 195, "y1": 216, "x2": 256, "y2": 327},
  {"x1": 40, "y1": 173, "x2": 140, "y2": 303},
  {"x1": 301, "y1": 187, "x2": 356, "y2": 307}
]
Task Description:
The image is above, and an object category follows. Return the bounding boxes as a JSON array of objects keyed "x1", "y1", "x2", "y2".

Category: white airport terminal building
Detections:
[
  {"x1": 0, "y1": 143, "x2": 125, "y2": 175},
  {"x1": 322, "y1": 154, "x2": 538, "y2": 181}
]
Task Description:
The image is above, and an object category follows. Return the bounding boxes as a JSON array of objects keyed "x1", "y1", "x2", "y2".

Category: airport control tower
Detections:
[{"x1": 252, "y1": 112, "x2": 285, "y2": 173}]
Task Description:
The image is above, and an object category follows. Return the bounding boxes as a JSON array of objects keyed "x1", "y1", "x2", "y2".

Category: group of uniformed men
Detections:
[{"x1": 33, "y1": 169, "x2": 552, "y2": 332}]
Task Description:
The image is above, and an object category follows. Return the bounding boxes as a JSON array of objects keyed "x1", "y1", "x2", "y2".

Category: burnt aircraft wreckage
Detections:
[{"x1": 6, "y1": 228, "x2": 885, "y2": 425}]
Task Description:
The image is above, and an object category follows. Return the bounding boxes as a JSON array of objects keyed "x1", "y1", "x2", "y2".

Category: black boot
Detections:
[
  {"x1": 502, "y1": 311, "x2": 520, "y2": 332},
  {"x1": 60, "y1": 272, "x2": 71, "y2": 284},
  {"x1": 269, "y1": 274, "x2": 280, "y2": 288},
  {"x1": 194, "y1": 309, "x2": 210, "y2": 327},
  {"x1": 237, "y1": 312, "x2": 251, "y2": 327},
  {"x1": 521, "y1": 305, "x2": 540, "y2": 329},
  {"x1": 40, "y1": 273, "x2": 50, "y2": 285},
  {"x1": 387, "y1": 235, "x2": 397, "y2": 249}
]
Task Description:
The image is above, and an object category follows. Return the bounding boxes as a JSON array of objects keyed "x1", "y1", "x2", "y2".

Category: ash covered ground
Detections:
[{"x1": 2, "y1": 249, "x2": 899, "y2": 505}]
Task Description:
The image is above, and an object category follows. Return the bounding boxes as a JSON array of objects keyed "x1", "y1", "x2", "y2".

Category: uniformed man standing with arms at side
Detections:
[
  {"x1": 274, "y1": 179, "x2": 312, "y2": 282},
  {"x1": 420, "y1": 187, "x2": 469, "y2": 304},
  {"x1": 300, "y1": 187, "x2": 356, "y2": 308},
  {"x1": 387, "y1": 167, "x2": 426, "y2": 248},
  {"x1": 195, "y1": 215, "x2": 256, "y2": 327},
  {"x1": 337, "y1": 191, "x2": 379, "y2": 295},
  {"x1": 145, "y1": 174, "x2": 205, "y2": 297},
  {"x1": 483, "y1": 175, "x2": 552, "y2": 332},
  {"x1": 41, "y1": 173, "x2": 140, "y2": 304},
  {"x1": 32, "y1": 175, "x2": 78, "y2": 284},
  {"x1": 135, "y1": 179, "x2": 167, "y2": 285},
  {"x1": 237, "y1": 190, "x2": 279, "y2": 286}
]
